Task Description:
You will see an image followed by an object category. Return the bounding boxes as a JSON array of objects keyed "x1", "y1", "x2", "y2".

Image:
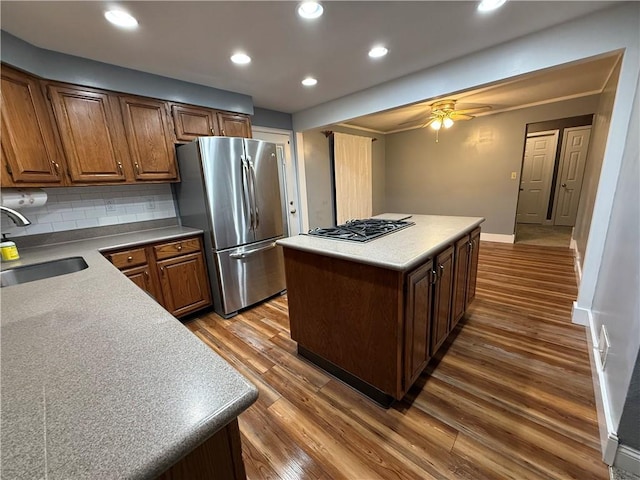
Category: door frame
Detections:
[{"x1": 252, "y1": 126, "x2": 302, "y2": 236}]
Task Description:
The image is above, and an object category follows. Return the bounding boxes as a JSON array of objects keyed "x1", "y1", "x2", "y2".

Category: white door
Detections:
[
  {"x1": 553, "y1": 126, "x2": 591, "y2": 226},
  {"x1": 516, "y1": 131, "x2": 559, "y2": 224},
  {"x1": 252, "y1": 128, "x2": 301, "y2": 236}
]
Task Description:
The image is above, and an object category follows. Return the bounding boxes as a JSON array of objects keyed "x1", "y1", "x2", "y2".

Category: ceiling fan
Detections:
[{"x1": 400, "y1": 99, "x2": 492, "y2": 141}]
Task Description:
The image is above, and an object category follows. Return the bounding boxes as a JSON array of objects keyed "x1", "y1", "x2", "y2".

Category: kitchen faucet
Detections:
[{"x1": 0, "y1": 206, "x2": 31, "y2": 226}]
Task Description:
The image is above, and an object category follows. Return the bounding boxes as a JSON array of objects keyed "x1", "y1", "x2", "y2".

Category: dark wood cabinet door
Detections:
[
  {"x1": 122, "y1": 265, "x2": 160, "y2": 302},
  {"x1": 171, "y1": 103, "x2": 218, "y2": 142},
  {"x1": 216, "y1": 112, "x2": 252, "y2": 138},
  {"x1": 404, "y1": 260, "x2": 433, "y2": 389},
  {"x1": 48, "y1": 84, "x2": 129, "y2": 183},
  {"x1": 120, "y1": 96, "x2": 178, "y2": 181},
  {"x1": 157, "y1": 251, "x2": 212, "y2": 318},
  {"x1": 466, "y1": 227, "x2": 481, "y2": 308},
  {"x1": 431, "y1": 245, "x2": 454, "y2": 354},
  {"x1": 0, "y1": 67, "x2": 64, "y2": 185},
  {"x1": 451, "y1": 235, "x2": 471, "y2": 328}
]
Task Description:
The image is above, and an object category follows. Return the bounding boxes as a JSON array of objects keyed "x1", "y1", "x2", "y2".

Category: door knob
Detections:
[
  {"x1": 519, "y1": 188, "x2": 524, "y2": 191},
  {"x1": 561, "y1": 183, "x2": 567, "y2": 188},
  {"x1": 290, "y1": 209, "x2": 297, "y2": 214}
]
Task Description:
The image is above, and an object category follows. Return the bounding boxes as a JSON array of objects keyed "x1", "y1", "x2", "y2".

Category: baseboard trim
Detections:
[
  {"x1": 584, "y1": 313, "x2": 619, "y2": 465},
  {"x1": 572, "y1": 302, "x2": 589, "y2": 326},
  {"x1": 614, "y1": 445, "x2": 640, "y2": 475},
  {"x1": 480, "y1": 233, "x2": 515, "y2": 243}
]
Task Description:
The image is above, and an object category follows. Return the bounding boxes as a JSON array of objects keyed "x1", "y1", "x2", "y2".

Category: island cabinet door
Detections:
[
  {"x1": 404, "y1": 260, "x2": 433, "y2": 390},
  {"x1": 431, "y1": 245, "x2": 455, "y2": 355},
  {"x1": 451, "y1": 234, "x2": 471, "y2": 328},
  {"x1": 465, "y1": 227, "x2": 481, "y2": 309}
]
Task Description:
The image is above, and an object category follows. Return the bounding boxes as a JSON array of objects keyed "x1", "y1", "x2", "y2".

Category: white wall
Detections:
[
  {"x1": 385, "y1": 95, "x2": 599, "y2": 235},
  {"x1": 573, "y1": 59, "x2": 621, "y2": 266},
  {"x1": 590, "y1": 73, "x2": 639, "y2": 449},
  {"x1": 1, "y1": 184, "x2": 176, "y2": 237}
]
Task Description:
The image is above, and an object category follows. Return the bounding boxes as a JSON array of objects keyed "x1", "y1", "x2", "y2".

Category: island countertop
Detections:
[
  {"x1": 1, "y1": 226, "x2": 258, "y2": 479},
  {"x1": 277, "y1": 214, "x2": 485, "y2": 271}
]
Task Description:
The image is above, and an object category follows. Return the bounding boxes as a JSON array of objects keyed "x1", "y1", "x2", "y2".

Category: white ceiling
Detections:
[
  {"x1": 341, "y1": 54, "x2": 620, "y2": 133},
  {"x1": 0, "y1": 1, "x2": 617, "y2": 114}
]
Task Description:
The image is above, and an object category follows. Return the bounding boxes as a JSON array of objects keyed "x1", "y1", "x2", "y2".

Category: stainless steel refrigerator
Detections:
[{"x1": 174, "y1": 137, "x2": 287, "y2": 317}]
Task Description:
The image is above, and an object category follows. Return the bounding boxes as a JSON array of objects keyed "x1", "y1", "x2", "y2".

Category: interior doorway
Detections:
[
  {"x1": 515, "y1": 115, "x2": 593, "y2": 246},
  {"x1": 252, "y1": 127, "x2": 301, "y2": 236}
]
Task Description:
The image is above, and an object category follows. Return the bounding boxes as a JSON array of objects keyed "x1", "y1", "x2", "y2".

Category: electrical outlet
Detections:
[
  {"x1": 145, "y1": 197, "x2": 156, "y2": 210},
  {"x1": 105, "y1": 199, "x2": 117, "y2": 212},
  {"x1": 511, "y1": 172, "x2": 517, "y2": 180}
]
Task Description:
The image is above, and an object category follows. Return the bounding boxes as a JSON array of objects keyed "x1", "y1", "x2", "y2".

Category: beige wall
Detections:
[
  {"x1": 573, "y1": 59, "x2": 622, "y2": 265},
  {"x1": 384, "y1": 95, "x2": 600, "y2": 235},
  {"x1": 303, "y1": 126, "x2": 385, "y2": 229}
]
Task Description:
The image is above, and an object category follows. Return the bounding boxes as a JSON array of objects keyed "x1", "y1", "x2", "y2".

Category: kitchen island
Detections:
[
  {"x1": 277, "y1": 214, "x2": 483, "y2": 406},
  {"x1": 1, "y1": 226, "x2": 257, "y2": 479}
]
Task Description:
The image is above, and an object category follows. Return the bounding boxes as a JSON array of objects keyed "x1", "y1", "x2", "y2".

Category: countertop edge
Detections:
[{"x1": 278, "y1": 217, "x2": 485, "y2": 271}]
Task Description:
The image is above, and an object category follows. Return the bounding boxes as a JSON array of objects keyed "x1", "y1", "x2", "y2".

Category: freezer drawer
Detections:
[{"x1": 216, "y1": 238, "x2": 286, "y2": 315}]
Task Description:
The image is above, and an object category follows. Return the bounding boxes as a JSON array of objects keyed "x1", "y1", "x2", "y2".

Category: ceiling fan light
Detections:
[
  {"x1": 478, "y1": 0, "x2": 507, "y2": 12},
  {"x1": 431, "y1": 119, "x2": 442, "y2": 131},
  {"x1": 443, "y1": 117, "x2": 454, "y2": 129}
]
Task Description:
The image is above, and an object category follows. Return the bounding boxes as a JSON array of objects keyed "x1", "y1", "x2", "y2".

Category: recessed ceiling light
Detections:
[
  {"x1": 297, "y1": 1, "x2": 324, "y2": 19},
  {"x1": 231, "y1": 53, "x2": 251, "y2": 65},
  {"x1": 301, "y1": 77, "x2": 318, "y2": 87},
  {"x1": 368, "y1": 46, "x2": 388, "y2": 58},
  {"x1": 104, "y1": 10, "x2": 138, "y2": 28},
  {"x1": 477, "y1": 0, "x2": 507, "y2": 12}
]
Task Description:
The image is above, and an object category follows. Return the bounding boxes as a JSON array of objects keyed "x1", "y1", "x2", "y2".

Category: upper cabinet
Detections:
[
  {"x1": 0, "y1": 63, "x2": 252, "y2": 187},
  {"x1": 120, "y1": 96, "x2": 178, "y2": 181},
  {"x1": 171, "y1": 103, "x2": 218, "y2": 142},
  {"x1": 0, "y1": 67, "x2": 65, "y2": 186},
  {"x1": 217, "y1": 112, "x2": 252, "y2": 138},
  {"x1": 47, "y1": 84, "x2": 130, "y2": 183}
]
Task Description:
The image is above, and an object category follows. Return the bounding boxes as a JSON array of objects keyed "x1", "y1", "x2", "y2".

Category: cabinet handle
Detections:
[
  {"x1": 438, "y1": 264, "x2": 444, "y2": 278},
  {"x1": 5, "y1": 163, "x2": 13, "y2": 175},
  {"x1": 117, "y1": 161, "x2": 123, "y2": 175},
  {"x1": 431, "y1": 270, "x2": 438, "y2": 285},
  {"x1": 134, "y1": 162, "x2": 140, "y2": 175},
  {"x1": 160, "y1": 266, "x2": 165, "y2": 274},
  {"x1": 176, "y1": 243, "x2": 182, "y2": 251},
  {"x1": 127, "y1": 256, "x2": 133, "y2": 262},
  {"x1": 221, "y1": 129, "x2": 226, "y2": 136},
  {"x1": 52, "y1": 161, "x2": 60, "y2": 175},
  {"x1": 210, "y1": 128, "x2": 215, "y2": 134},
  {"x1": 144, "y1": 270, "x2": 149, "y2": 278}
]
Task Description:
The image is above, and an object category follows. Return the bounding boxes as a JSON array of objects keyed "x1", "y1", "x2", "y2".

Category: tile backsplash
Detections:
[{"x1": 1, "y1": 184, "x2": 177, "y2": 238}]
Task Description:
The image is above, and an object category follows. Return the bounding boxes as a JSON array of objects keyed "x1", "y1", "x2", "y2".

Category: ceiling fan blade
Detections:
[
  {"x1": 454, "y1": 105, "x2": 492, "y2": 115},
  {"x1": 450, "y1": 113, "x2": 474, "y2": 121},
  {"x1": 398, "y1": 111, "x2": 432, "y2": 126}
]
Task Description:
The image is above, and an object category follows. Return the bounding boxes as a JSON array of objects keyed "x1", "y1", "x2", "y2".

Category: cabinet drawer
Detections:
[
  {"x1": 153, "y1": 237, "x2": 201, "y2": 260},
  {"x1": 107, "y1": 247, "x2": 148, "y2": 269}
]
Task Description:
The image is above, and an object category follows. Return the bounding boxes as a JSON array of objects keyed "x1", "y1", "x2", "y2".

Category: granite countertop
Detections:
[
  {"x1": 1, "y1": 226, "x2": 258, "y2": 479},
  {"x1": 277, "y1": 214, "x2": 485, "y2": 271}
]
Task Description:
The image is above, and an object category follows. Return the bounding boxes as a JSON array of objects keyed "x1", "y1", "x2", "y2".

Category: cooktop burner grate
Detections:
[{"x1": 307, "y1": 218, "x2": 414, "y2": 242}]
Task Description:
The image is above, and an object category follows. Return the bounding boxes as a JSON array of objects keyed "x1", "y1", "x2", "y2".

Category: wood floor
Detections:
[{"x1": 185, "y1": 241, "x2": 607, "y2": 480}]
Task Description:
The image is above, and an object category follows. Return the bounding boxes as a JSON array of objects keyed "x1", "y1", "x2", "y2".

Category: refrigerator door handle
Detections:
[
  {"x1": 241, "y1": 157, "x2": 254, "y2": 230},
  {"x1": 229, "y1": 242, "x2": 277, "y2": 259},
  {"x1": 248, "y1": 158, "x2": 260, "y2": 229}
]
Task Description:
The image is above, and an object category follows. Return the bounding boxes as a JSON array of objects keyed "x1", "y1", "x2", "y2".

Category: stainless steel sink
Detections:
[{"x1": 0, "y1": 257, "x2": 88, "y2": 287}]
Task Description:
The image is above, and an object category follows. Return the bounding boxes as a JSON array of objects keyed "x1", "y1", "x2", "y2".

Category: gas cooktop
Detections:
[{"x1": 307, "y1": 218, "x2": 414, "y2": 243}]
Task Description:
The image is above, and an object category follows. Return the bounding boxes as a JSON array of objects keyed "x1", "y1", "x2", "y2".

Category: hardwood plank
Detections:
[{"x1": 186, "y1": 240, "x2": 607, "y2": 480}]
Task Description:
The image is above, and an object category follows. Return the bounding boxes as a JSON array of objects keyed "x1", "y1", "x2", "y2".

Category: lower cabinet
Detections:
[
  {"x1": 431, "y1": 245, "x2": 455, "y2": 355},
  {"x1": 156, "y1": 418, "x2": 247, "y2": 480},
  {"x1": 404, "y1": 260, "x2": 433, "y2": 388},
  {"x1": 466, "y1": 227, "x2": 481, "y2": 308},
  {"x1": 285, "y1": 227, "x2": 481, "y2": 403},
  {"x1": 104, "y1": 235, "x2": 212, "y2": 318}
]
